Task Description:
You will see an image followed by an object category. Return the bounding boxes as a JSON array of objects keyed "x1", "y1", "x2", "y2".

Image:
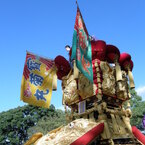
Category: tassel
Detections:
[
  {"x1": 115, "y1": 62, "x2": 122, "y2": 81},
  {"x1": 122, "y1": 116, "x2": 132, "y2": 134},
  {"x1": 52, "y1": 73, "x2": 57, "y2": 91},
  {"x1": 73, "y1": 60, "x2": 79, "y2": 79},
  {"x1": 104, "y1": 121, "x2": 111, "y2": 139},
  {"x1": 128, "y1": 70, "x2": 135, "y2": 89},
  {"x1": 96, "y1": 94, "x2": 102, "y2": 100},
  {"x1": 89, "y1": 112, "x2": 95, "y2": 121},
  {"x1": 111, "y1": 114, "x2": 119, "y2": 133}
]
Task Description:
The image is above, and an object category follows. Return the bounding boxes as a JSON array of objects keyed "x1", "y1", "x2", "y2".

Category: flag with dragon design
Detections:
[{"x1": 71, "y1": 6, "x2": 93, "y2": 83}]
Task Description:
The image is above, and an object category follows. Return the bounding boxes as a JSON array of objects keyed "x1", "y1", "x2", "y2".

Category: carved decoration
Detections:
[
  {"x1": 116, "y1": 71, "x2": 128, "y2": 100},
  {"x1": 100, "y1": 61, "x2": 115, "y2": 96},
  {"x1": 78, "y1": 73, "x2": 97, "y2": 99},
  {"x1": 62, "y1": 74, "x2": 79, "y2": 105},
  {"x1": 34, "y1": 119, "x2": 99, "y2": 145}
]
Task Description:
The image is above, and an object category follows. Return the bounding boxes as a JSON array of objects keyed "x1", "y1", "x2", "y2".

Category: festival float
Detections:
[{"x1": 21, "y1": 2, "x2": 145, "y2": 145}]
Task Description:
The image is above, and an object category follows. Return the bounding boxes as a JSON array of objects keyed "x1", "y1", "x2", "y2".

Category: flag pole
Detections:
[
  {"x1": 75, "y1": 0, "x2": 89, "y2": 37},
  {"x1": 76, "y1": 0, "x2": 78, "y2": 6},
  {"x1": 76, "y1": 0, "x2": 79, "y2": 9}
]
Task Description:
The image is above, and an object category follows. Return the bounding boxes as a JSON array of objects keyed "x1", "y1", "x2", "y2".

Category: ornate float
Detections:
[
  {"x1": 25, "y1": 45, "x2": 145, "y2": 145},
  {"x1": 24, "y1": 3, "x2": 145, "y2": 145}
]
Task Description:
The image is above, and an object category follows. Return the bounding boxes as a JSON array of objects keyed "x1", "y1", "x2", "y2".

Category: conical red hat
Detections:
[
  {"x1": 106, "y1": 45, "x2": 120, "y2": 63},
  {"x1": 54, "y1": 55, "x2": 71, "y2": 80},
  {"x1": 119, "y1": 53, "x2": 131, "y2": 65},
  {"x1": 91, "y1": 40, "x2": 106, "y2": 61},
  {"x1": 122, "y1": 59, "x2": 134, "y2": 71},
  {"x1": 119, "y1": 53, "x2": 133, "y2": 71}
]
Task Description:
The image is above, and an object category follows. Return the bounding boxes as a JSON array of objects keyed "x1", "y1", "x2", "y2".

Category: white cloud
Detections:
[
  {"x1": 56, "y1": 105, "x2": 71, "y2": 111},
  {"x1": 56, "y1": 105, "x2": 65, "y2": 111},
  {"x1": 136, "y1": 86, "x2": 145, "y2": 101}
]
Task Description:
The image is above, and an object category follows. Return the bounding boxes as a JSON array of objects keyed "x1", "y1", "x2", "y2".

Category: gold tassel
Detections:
[
  {"x1": 122, "y1": 116, "x2": 132, "y2": 134},
  {"x1": 97, "y1": 94, "x2": 102, "y2": 100},
  {"x1": 89, "y1": 112, "x2": 95, "y2": 121},
  {"x1": 73, "y1": 60, "x2": 79, "y2": 79},
  {"x1": 115, "y1": 62, "x2": 122, "y2": 81},
  {"x1": 52, "y1": 73, "x2": 57, "y2": 91},
  {"x1": 111, "y1": 114, "x2": 119, "y2": 133},
  {"x1": 104, "y1": 121, "x2": 111, "y2": 139},
  {"x1": 98, "y1": 83, "x2": 102, "y2": 89},
  {"x1": 97, "y1": 78, "x2": 101, "y2": 83},
  {"x1": 128, "y1": 70, "x2": 135, "y2": 89}
]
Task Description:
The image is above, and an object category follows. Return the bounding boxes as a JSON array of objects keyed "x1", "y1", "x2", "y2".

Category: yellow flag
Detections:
[{"x1": 20, "y1": 52, "x2": 56, "y2": 108}]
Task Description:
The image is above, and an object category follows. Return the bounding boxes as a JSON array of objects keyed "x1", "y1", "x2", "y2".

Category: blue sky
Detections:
[{"x1": 0, "y1": 0, "x2": 145, "y2": 112}]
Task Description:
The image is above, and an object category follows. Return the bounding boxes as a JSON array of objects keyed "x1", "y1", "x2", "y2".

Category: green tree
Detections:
[
  {"x1": 130, "y1": 89, "x2": 145, "y2": 130},
  {"x1": 0, "y1": 104, "x2": 65, "y2": 144},
  {"x1": 27, "y1": 109, "x2": 66, "y2": 137}
]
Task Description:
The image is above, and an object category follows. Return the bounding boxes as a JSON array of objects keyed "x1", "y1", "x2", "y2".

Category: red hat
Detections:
[
  {"x1": 106, "y1": 45, "x2": 120, "y2": 63},
  {"x1": 119, "y1": 53, "x2": 131, "y2": 65},
  {"x1": 54, "y1": 55, "x2": 71, "y2": 80},
  {"x1": 91, "y1": 40, "x2": 106, "y2": 61},
  {"x1": 119, "y1": 53, "x2": 133, "y2": 71},
  {"x1": 122, "y1": 59, "x2": 134, "y2": 71}
]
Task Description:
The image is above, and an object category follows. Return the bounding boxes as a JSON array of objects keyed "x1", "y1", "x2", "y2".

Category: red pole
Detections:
[
  {"x1": 132, "y1": 126, "x2": 145, "y2": 144},
  {"x1": 71, "y1": 123, "x2": 104, "y2": 145}
]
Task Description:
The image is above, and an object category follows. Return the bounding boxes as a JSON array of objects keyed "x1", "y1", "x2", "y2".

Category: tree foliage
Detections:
[
  {"x1": 0, "y1": 105, "x2": 66, "y2": 145},
  {"x1": 130, "y1": 89, "x2": 145, "y2": 130},
  {"x1": 27, "y1": 109, "x2": 66, "y2": 137}
]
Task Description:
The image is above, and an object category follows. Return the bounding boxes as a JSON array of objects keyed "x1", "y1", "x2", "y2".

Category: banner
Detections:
[
  {"x1": 20, "y1": 52, "x2": 55, "y2": 108},
  {"x1": 71, "y1": 6, "x2": 93, "y2": 83}
]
